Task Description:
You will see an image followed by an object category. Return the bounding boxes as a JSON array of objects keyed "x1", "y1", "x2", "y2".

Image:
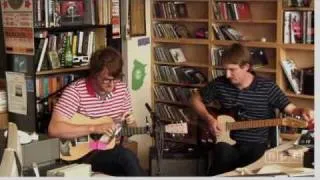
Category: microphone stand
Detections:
[{"x1": 145, "y1": 103, "x2": 163, "y2": 176}]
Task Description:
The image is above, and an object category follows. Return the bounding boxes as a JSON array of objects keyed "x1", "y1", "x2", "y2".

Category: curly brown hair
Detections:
[{"x1": 89, "y1": 47, "x2": 123, "y2": 78}]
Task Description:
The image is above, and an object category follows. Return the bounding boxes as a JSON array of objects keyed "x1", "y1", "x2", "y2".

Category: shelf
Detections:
[
  {"x1": 155, "y1": 0, "x2": 208, "y2": 2},
  {"x1": 281, "y1": 44, "x2": 314, "y2": 51},
  {"x1": 36, "y1": 66, "x2": 90, "y2": 76},
  {"x1": 213, "y1": 40, "x2": 277, "y2": 48},
  {"x1": 213, "y1": 65, "x2": 276, "y2": 73},
  {"x1": 286, "y1": 92, "x2": 314, "y2": 100},
  {"x1": 154, "y1": 81, "x2": 206, "y2": 88},
  {"x1": 153, "y1": 38, "x2": 210, "y2": 45},
  {"x1": 34, "y1": 24, "x2": 111, "y2": 32},
  {"x1": 154, "y1": 61, "x2": 209, "y2": 68},
  {"x1": 156, "y1": 100, "x2": 190, "y2": 107},
  {"x1": 215, "y1": 0, "x2": 277, "y2": 2},
  {"x1": 253, "y1": 67, "x2": 276, "y2": 73},
  {"x1": 214, "y1": 20, "x2": 277, "y2": 24},
  {"x1": 153, "y1": 18, "x2": 209, "y2": 23},
  {"x1": 283, "y1": 7, "x2": 314, "y2": 11}
]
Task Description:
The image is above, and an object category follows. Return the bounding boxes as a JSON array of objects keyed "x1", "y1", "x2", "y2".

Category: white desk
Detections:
[{"x1": 220, "y1": 141, "x2": 309, "y2": 177}]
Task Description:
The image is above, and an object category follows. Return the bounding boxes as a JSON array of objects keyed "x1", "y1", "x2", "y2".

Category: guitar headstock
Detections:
[
  {"x1": 281, "y1": 117, "x2": 308, "y2": 128},
  {"x1": 164, "y1": 122, "x2": 188, "y2": 134}
]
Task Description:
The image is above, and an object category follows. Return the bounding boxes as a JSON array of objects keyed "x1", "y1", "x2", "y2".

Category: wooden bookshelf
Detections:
[
  {"x1": 153, "y1": 38, "x2": 210, "y2": 45},
  {"x1": 154, "y1": 81, "x2": 206, "y2": 88},
  {"x1": 2, "y1": 0, "x2": 121, "y2": 132},
  {"x1": 278, "y1": 0, "x2": 314, "y2": 109},
  {"x1": 34, "y1": 24, "x2": 112, "y2": 31},
  {"x1": 214, "y1": 20, "x2": 277, "y2": 24},
  {"x1": 151, "y1": 0, "x2": 314, "y2": 145},
  {"x1": 36, "y1": 66, "x2": 90, "y2": 76},
  {"x1": 212, "y1": 40, "x2": 277, "y2": 48},
  {"x1": 154, "y1": 62, "x2": 209, "y2": 68},
  {"x1": 153, "y1": 18, "x2": 209, "y2": 23}
]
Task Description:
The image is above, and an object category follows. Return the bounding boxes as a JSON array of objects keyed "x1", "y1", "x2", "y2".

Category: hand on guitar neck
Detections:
[{"x1": 89, "y1": 122, "x2": 117, "y2": 136}]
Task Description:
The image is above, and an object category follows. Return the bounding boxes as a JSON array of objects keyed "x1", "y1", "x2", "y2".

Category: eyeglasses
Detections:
[
  {"x1": 102, "y1": 78, "x2": 115, "y2": 84},
  {"x1": 97, "y1": 75, "x2": 115, "y2": 84}
]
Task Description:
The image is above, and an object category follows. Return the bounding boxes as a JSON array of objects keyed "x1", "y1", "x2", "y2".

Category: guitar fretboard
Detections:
[
  {"x1": 118, "y1": 127, "x2": 149, "y2": 136},
  {"x1": 226, "y1": 119, "x2": 283, "y2": 130}
]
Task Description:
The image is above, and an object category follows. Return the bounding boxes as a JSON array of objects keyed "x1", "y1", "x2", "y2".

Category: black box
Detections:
[{"x1": 302, "y1": 67, "x2": 314, "y2": 95}]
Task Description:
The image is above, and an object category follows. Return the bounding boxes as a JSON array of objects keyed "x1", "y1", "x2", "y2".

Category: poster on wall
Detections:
[
  {"x1": 5, "y1": 71, "x2": 27, "y2": 115},
  {"x1": 132, "y1": 59, "x2": 146, "y2": 91},
  {"x1": 1, "y1": 0, "x2": 34, "y2": 55}
]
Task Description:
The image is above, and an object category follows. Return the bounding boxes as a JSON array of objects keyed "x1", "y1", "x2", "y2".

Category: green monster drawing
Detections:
[{"x1": 132, "y1": 59, "x2": 146, "y2": 91}]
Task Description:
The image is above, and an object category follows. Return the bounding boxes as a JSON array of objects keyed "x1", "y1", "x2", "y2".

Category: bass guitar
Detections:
[{"x1": 60, "y1": 113, "x2": 188, "y2": 161}]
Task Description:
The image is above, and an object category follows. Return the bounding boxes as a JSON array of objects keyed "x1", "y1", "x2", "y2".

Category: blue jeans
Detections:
[{"x1": 79, "y1": 145, "x2": 144, "y2": 176}]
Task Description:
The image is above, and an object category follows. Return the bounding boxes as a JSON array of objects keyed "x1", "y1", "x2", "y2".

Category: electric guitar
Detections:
[
  {"x1": 200, "y1": 114, "x2": 308, "y2": 146},
  {"x1": 60, "y1": 113, "x2": 188, "y2": 161}
]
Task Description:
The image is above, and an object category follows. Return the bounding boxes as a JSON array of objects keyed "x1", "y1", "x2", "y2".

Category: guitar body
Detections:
[
  {"x1": 60, "y1": 113, "x2": 189, "y2": 161},
  {"x1": 60, "y1": 113, "x2": 117, "y2": 161},
  {"x1": 199, "y1": 115, "x2": 236, "y2": 146},
  {"x1": 216, "y1": 115, "x2": 236, "y2": 145}
]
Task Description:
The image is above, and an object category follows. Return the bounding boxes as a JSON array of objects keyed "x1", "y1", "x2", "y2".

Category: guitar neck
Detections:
[
  {"x1": 227, "y1": 119, "x2": 283, "y2": 130},
  {"x1": 118, "y1": 127, "x2": 148, "y2": 136}
]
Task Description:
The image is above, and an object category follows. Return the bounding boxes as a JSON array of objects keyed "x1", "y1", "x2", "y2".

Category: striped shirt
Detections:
[
  {"x1": 200, "y1": 75, "x2": 290, "y2": 143},
  {"x1": 54, "y1": 78, "x2": 132, "y2": 123}
]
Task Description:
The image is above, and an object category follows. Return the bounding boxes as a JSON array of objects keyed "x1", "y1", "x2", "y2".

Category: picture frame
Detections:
[{"x1": 129, "y1": 0, "x2": 146, "y2": 36}]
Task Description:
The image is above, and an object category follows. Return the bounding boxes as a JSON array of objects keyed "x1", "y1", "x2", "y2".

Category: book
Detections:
[
  {"x1": 60, "y1": 0, "x2": 85, "y2": 26},
  {"x1": 174, "y1": 2, "x2": 188, "y2": 18},
  {"x1": 48, "y1": 51, "x2": 61, "y2": 69},
  {"x1": 290, "y1": 11, "x2": 302, "y2": 43},
  {"x1": 83, "y1": 0, "x2": 96, "y2": 25},
  {"x1": 283, "y1": 11, "x2": 291, "y2": 44},
  {"x1": 169, "y1": 48, "x2": 187, "y2": 63},
  {"x1": 236, "y1": 2, "x2": 251, "y2": 20},
  {"x1": 280, "y1": 59, "x2": 301, "y2": 94},
  {"x1": 37, "y1": 38, "x2": 49, "y2": 72}
]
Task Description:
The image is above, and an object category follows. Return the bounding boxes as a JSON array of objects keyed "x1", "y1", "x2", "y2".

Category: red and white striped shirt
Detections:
[{"x1": 54, "y1": 78, "x2": 132, "y2": 123}]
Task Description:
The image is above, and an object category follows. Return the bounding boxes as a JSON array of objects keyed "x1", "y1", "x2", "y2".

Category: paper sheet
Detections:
[{"x1": 6, "y1": 72, "x2": 27, "y2": 115}]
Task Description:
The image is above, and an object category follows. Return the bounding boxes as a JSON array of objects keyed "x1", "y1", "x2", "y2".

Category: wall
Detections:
[{"x1": 122, "y1": 0, "x2": 152, "y2": 170}]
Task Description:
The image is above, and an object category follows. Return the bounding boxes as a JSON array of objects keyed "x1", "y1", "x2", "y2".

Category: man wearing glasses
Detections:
[{"x1": 48, "y1": 47, "x2": 143, "y2": 176}]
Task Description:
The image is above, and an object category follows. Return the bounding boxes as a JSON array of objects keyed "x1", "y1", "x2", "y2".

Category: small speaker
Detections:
[{"x1": 149, "y1": 147, "x2": 207, "y2": 176}]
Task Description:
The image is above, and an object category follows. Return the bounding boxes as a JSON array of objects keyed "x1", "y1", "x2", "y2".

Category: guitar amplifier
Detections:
[{"x1": 149, "y1": 147, "x2": 207, "y2": 176}]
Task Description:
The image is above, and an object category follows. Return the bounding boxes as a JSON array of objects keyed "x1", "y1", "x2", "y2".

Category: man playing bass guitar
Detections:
[{"x1": 190, "y1": 43, "x2": 314, "y2": 176}]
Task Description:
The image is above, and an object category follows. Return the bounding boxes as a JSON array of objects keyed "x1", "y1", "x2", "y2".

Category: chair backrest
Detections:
[{"x1": 7, "y1": 122, "x2": 23, "y2": 168}]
